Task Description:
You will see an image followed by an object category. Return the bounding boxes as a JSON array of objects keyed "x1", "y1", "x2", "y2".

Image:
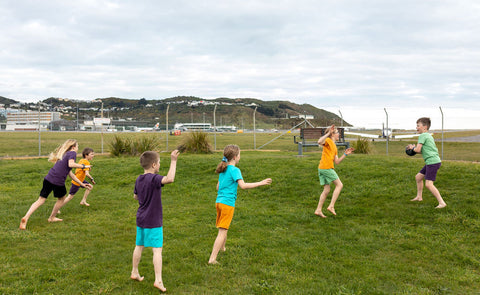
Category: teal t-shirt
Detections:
[
  {"x1": 418, "y1": 133, "x2": 441, "y2": 165},
  {"x1": 216, "y1": 165, "x2": 243, "y2": 207}
]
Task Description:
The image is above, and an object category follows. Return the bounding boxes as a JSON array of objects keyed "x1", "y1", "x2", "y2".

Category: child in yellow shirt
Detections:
[{"x1": 315, "y1": 125, "x2": 354, "y2": 217}]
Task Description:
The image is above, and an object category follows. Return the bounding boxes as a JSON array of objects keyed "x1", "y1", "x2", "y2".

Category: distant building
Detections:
[{"x1": 6, "y1": 111, "x2": 61, "y2": 131}]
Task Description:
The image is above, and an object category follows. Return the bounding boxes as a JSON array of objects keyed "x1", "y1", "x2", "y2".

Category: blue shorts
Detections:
[
  {"x1": 136, "y1": 226, "x2": 163, "y2": 248},
  {"x1": 419, "y1": 163, "x2": 441, "y2": 181}
]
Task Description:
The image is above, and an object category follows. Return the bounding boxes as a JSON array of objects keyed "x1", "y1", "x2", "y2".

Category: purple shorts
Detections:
[
  {"x1": 69, "y1": 181, "x2": 89, "y2": 195},
  {"x1": 419, "y1": 163, "x2": 441, "y2": 181}
]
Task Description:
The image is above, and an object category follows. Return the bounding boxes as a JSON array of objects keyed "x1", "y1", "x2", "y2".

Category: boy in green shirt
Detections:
[{"x1": 407, "y1": 117, "x2": 447, "y2": 208}]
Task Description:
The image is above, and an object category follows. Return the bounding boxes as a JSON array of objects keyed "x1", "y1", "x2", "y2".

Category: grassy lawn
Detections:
[{"x1": 1, "y1": 151, "x2": 479, "y2": 294}]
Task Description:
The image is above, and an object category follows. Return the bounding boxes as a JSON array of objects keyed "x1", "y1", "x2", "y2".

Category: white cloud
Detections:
[{"x1": 0, "y1": 0, "x2": 479, "y2": 128}]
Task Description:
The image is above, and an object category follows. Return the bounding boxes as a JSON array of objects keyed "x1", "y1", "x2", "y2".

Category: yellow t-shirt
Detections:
[
  {"x1": 72, "y1": 158, "x2": 90, "y2": 186},
  {"x1": 318, "y1": 137, "x2": 337, "y2": 169}
]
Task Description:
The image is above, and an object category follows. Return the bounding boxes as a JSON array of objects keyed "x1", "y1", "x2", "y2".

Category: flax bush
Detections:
[
  {"x1": 177, "y1": 131, "x2": 213, "y2": 154},
  {"x1": 352, "y1": 137, "x2": 372, "y2": 154}
]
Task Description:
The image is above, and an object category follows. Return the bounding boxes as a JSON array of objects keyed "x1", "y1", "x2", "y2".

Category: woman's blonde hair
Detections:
[
  {"x1": 48, "y1": 139, "x2": 78, "y2": 163},
  {"x1": 215, "y1": 144, "x2": 240, "y2": 173}
]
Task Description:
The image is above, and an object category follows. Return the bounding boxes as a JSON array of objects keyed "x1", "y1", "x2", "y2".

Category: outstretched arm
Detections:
[
  {"x1": 69, "y1": 159, "x2": 91, "y2": 169},
  {"x1": 69, "y1": 171, "x2": 92, "y2": 189},
  {"x1": 162, "y1": 150, "x2": 180, "y2": 184},
  {"x1": 237, "y1": 178, "x2": 272, "y2": 190},
  {"x1": 334, "y1": 147, "x2": 355, "y2": 165}
]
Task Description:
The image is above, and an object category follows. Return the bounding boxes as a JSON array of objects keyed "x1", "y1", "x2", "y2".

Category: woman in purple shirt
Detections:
[{"x1": 19, "y1": 139, "x2": 92, "y2": 230}]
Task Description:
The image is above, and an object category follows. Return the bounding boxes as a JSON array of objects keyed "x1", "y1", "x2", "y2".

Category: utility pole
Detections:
[
  {"x1": 166, "y1": 103, "x2": 169, "y2": 151},
  {"x1": 38, "y1": 101, "x2": 41, "y2": 156},
  {"x1": 213, "y1": 103, "x2": 217, "y2": 150}
]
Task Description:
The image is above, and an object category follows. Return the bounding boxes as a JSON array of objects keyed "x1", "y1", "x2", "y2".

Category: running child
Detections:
[
  {"x1": 208, "y1": 144, "x2": 272, "y2": 264},
  {"x1": 130, "y1": 150, "x2": 180, "y2": 293},
  {"x1": 50, "y1": 148, "x2": 95, "y2": 220},
  {"x1": 19, "y1": 139, "x2": 92, "y2": 230},
  {"x1": 315, "y1": 125, "x2": 355, "y2": 217},
  {"x1": 407, "y1": 117, "x2": 447, "y2": 208}
]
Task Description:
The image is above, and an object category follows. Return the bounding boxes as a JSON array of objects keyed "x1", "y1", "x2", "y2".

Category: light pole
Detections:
[
  {"x1": 384, "y1": 108, "x2": 388, "y2": 155},
  {"x1": 38, "y1": 101, "x2": 41, "y2": 156},
  {"x1": 439, "y1": 106, "x2": 444, "y2": 160},
  {"x1": 253, "y1": 106, "x2": 257, "y2": 149},
  {"x1": 338, "y1": 110, "x2": 343, "y2": 127},
  {"x1": 213, "y1": 103, "x2": 217, "y2": 150},
  {"x1": 166, "y1": 103, "x2": 170, "y2": 151}
]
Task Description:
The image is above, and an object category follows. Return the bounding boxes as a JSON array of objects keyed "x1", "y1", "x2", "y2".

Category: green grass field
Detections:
[
  {"x1": 1, "y1": 149, "x2": 479, "y2": 294},
  {"x1": 1, "y1": 130, "x2": 480, "y2": 162}
]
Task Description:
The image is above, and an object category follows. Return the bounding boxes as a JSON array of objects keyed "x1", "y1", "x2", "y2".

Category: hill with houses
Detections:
[{"x1": 0, "y1": 96, "x2": 350, "y2": 130}]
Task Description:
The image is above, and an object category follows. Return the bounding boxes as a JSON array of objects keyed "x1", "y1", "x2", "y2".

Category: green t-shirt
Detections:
[{"x1": 418, "y1": 133, "x2": 441, "y2": 165}]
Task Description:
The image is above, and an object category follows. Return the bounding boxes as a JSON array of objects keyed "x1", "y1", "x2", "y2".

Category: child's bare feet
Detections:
[
  {"x1": 80, "y1": 202, "x2": 90, "y2": 207},
  {"x1": 314, "y1": 211, "x2": 327, "y2": 218},
  {"x1": 221, "y1": 246, "x2": 226, "y2": 252},
  {"x1": 48, "y1": 217, "x2": 63, "y2": 222},
  {"x1": 327, "y1": 207, "x2": 336, "y2": 216},
  {"x1": 410, "y1": 197, "x2": 423, "y2": 202},
  {"x1": 154, "y1": 281, "x2": 167, "y2": 292},
  {"x1": 208, "y1": 260, "x2": 219, "y2": 265},
  {"x1": 435, "y1": 203, "x2": 447, "y2": 209},
  {"x1": 19, "y1": 218, "x2": 27, "y2": 230},
  {"x1": 130, "y1": 273, "x2": 144, "y2": 282}
]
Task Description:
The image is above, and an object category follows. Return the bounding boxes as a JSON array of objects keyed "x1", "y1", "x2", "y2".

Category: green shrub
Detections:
[
  {"x1": 177, "y1": 131, "x2": 213, "y2": 154},
  {"x1": 352, "y1": 137, "x2": 372, "y2": 154},
  {"x1": 132, "y1": 135, "x2": 160, "y2": 155},
  {"x1": 109, "y1": 135, "x2": 159, "y2": 156}
]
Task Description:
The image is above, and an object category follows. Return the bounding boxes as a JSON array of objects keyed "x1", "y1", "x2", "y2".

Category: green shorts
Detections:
[{"x1": 318, "y1": 168, "x2": 339, "y2": 185}]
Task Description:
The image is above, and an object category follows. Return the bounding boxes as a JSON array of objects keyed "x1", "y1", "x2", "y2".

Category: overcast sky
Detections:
[{"x1": 1, "y1": 0, "x2": 479, "y2": 129}]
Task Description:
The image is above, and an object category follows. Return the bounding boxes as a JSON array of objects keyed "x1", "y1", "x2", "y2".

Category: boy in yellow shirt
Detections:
[
  {"x1": 61, "y1": 148, "x2": 96, "y2": 210},
  {"x1": 315, "y1": 125, "x2": 354, "y2": 217}
]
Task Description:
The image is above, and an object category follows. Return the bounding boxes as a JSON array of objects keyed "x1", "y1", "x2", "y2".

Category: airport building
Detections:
[{"x1": 6, "y1": 111, "x2": 61, "y2": 131}]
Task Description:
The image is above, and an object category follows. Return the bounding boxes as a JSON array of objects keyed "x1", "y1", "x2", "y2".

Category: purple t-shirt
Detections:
[
  {"x1": 134, "y1": 173, "x2": 164, "y2": 228},
  {"x1": 44, "y1": 151, "x2": 77, "y2": 186}
]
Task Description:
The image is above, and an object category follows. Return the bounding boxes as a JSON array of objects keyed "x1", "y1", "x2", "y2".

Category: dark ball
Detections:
[{"x1": 405, "y1": 147, "x2": 416, "y2": 156}]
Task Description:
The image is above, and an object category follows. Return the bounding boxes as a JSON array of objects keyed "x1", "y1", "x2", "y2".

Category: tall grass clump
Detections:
[
  {"x1": 352, "y1": 137, "x2": 372, "y2": 154},
  {"x1": 109, "y1": 135, "x2": 160, "y2": 156},
  {"x1": 177, "y1": 131, "x2": 213, "y2": 153}
]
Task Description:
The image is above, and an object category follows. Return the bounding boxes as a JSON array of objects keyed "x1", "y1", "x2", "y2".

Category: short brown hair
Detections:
[
  {"x1": 416, "y1": 117, "x2": 431, "y2": 129},
  {"x1": 140, "y1": 151, "x2": 159, "y2": 169},
  {"x1": 82, "y1": 147, "x2": 94, "y2": 158}
]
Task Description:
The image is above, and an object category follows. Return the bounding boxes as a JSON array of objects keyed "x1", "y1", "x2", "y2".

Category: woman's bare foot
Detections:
[
  {"x1": 130, "y1": 274, "x2": 144, "y2": 282},
  {"x1": 80, "y1": 202, "x2": 90, "y2": 207},
  {"x1": 314, "y1": 211, "x2": 327, "y2": 218},
  {"x1": 327, "y1": 207, "x2": 336, "y2": 216},
  {"x1": 48, "y1": 217, "x2": 63, "y2": 222},
  {"x1": 410, "y1": 197, "x2": 423, "y2": 202},
  {"x1": 435, "y1": 203, "x2": 447, "y2": 209},
  {"x1": 19, "y1": 218, "x2": 27, "y2": 230},
  {"x1": 154, "y1": 281, "x2": 167, "y2": 292}
]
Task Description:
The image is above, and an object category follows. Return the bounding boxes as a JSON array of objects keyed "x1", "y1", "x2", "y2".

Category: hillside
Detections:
[{"x1": 3, "y1": 96, "x2": 350, "y2": 129}]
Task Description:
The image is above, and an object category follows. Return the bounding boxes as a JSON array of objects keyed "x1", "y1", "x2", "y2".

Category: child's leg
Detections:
[
  {"x1": 209, "y1": 228, "x2": 228, "y2": 264},
  {"x1": 48, "y1": 196, "x2": 66, "y2": 222},
  {"x1": 411, "y1": 173, "x2": 425, "y2": 201},
  {"x1": 425, "y1": 180, "x2": 447, "y2": 208},
  {"x1": 327, "y1": 179, "x2": 343, "y2": 215},
  {"x1": 152, "y1": 247, "x2": 166, "y2": 292},
  {"x1": 19, "y1": 197, "x2": 47, "y2": 230},
  {"x1": 62, "y1": 194, "x2": 75, "y2": 207},
  {"x1": 314, "y1": 185, "x2": 331, "y2": 217},
  {"x1": 131, "y1": 245, "x2": 145, "y2": 281},
  {"x1": 80, "y1": 188, "x2": 91, "y2": 206}
]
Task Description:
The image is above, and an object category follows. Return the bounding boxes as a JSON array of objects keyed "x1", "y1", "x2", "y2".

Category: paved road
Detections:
[{"x1": 440, "y1": 135, "x2": 480, "y2": 142}]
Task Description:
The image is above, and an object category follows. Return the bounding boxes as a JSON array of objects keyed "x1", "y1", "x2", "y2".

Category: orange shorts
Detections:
[{"x1": 216, "y1": 203, "x2": 235, "y2": 229}]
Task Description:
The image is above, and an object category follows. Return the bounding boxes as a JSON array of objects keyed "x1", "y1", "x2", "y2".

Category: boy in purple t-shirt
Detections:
[
  {"x1": 19, "y1": 139, "x2": 92, "y2": 230},
  {"x1": 130, "y1": 150, "x2": 179, "y2": 293}
]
